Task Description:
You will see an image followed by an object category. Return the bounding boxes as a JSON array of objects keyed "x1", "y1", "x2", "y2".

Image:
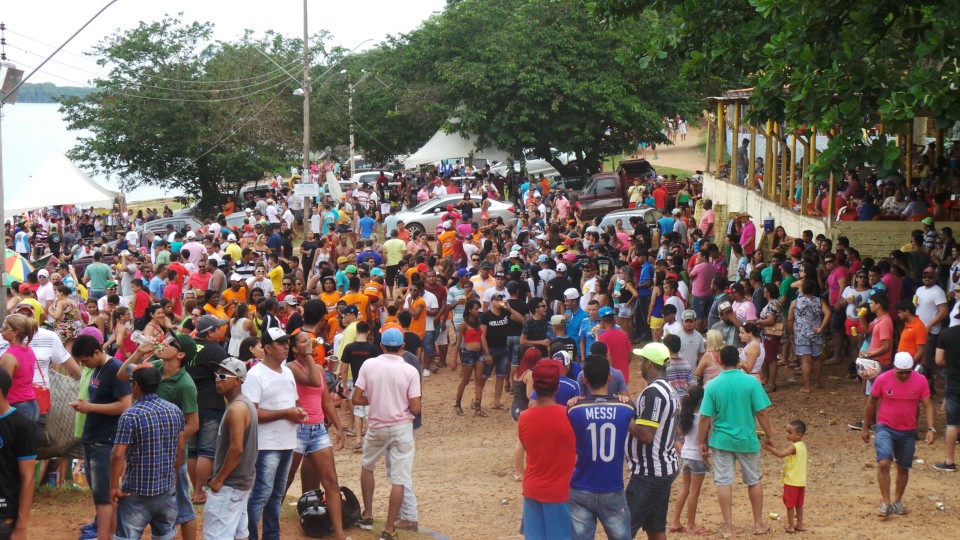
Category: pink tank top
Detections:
[
  {"x1": 5, "y1": 344, "x2": 37, "y2": 404},
  {"x1": 294, "y1": 360, "x2": 326, "y2": 425}
]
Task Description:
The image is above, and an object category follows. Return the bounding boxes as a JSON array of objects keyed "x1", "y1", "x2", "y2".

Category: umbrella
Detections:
[{"x1": 4, "y1": 250, "x2": 35, "y2": 286}]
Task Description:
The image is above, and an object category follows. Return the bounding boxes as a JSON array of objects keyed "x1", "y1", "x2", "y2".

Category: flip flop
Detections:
[
  {"x1": 668, "y1": 526, "x2": 686, "y2": 533},
  {"x1": 753, "y1": 526, "x2": 772, "y2": 535},
  {"x1": 454, "y1": 405, "x2": 465, "y2": 416},
  {"x1": 490, "y1": 403, "x2": 507, "y2": 410}
]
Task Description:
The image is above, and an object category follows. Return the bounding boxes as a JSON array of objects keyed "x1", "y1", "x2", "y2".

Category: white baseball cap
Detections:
[
  {"x1": 509, "y1": 251, "x2": 520, "y2": 258},
  {"x1": 556, "y1": 263, "x2": 567, "y2": 272},
  {"x1": 563, "y1": 287, "x2": 579, "y2": 300},
  {"x1": 227, "y1": 233, "x2": 237, "y2": 242},
  {"x1": 442, "y1": 220, "x2": 452, "y2": 229},
  {"x1": 186, "y1": 231, "x2": 196, "y2": 240},
  {"x1": 893, "y1": 352, "x2": 914, "y2": 370}
]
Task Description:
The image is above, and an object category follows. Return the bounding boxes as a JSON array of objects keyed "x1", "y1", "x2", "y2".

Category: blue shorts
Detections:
[
  {"x1": 507, "y1": 335, "x2": 522, "y2": 367},
  {"x1": 483, "y1": 346, "x2": 510, "y2": 379},
  {"x1": 522, "y1": 498, "x2": 571, "y2": 539},
  {"x1": 83, "y1": 442, "x2": 113, "y2": 505},
  {"x1": 114, "y1": 490, "x2": 177, "y2": 540},
  {"x1": 187, "y1": 408, "x2": 224, "y2": 459},
  {"x1": 422, "y1": 329, "x2": 437, "y2": 359},
  {"x1": 875, "y1": 424, "x2": 916, "y2": 469},
  {"x1": 296, "y1": 423, "x2": 333, "y2": 455},
  {"x1": 795, "y1": 342, "x2": 823, "y2": 357},
  {"x1": 460, "y1": 349, "x2": 482, "y2": 366},
  {"x1": 692, "y1": 296, "x2": 713, "y2": 320},
  {"x1": 681, "y1": 458, "x2": 710, "y2": 475},
  {"x1": 175, "y1": 463, "x2": 196, "y2": 525}
]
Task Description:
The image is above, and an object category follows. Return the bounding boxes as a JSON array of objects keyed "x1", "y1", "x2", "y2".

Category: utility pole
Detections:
[
  {"x1": 300, "y1": 0, "x2": 311, "y2": 235},
  {"x1": 348, "y1": 80, "x2": 356, "y2": 180}
]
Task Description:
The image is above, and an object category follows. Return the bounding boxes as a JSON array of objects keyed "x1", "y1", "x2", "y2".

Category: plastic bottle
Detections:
[{"x1": 130, "y1": 331, "x2": 155, "y2": 346}]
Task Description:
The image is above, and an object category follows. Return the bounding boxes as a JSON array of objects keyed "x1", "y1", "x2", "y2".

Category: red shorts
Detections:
[
  {"x1": 844, "y1": 318, "x2": 860, "y2": 337},
  {"x1": 782, "y1": 484, "x2": 805, "y2": 509}
]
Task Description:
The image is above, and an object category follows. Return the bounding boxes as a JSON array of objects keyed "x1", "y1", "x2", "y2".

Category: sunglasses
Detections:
[
  {"x1": 215, "y1": 373, "x2": 238, "y2": 381},
  {"x1": 165, "y1": 334, "x2": 184, "y2": 353}
]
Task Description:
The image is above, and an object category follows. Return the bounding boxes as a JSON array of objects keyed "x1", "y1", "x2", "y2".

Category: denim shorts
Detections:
[
  {"x1": 693, "y1": 296, "x2": 713, "y2": 320},
  {"x1": 295, "y1": 423, "x2": 333, "y2": 455},
  {"x1": 461, "y1": 348, "x2": 482, "y2": 366},
  {"x1": 361, "y1": 423, "x2": 415, "y2": 486},
  {"x1": 483, "y1": 346, "x2": 510, "y2": 378},
  {"x1": 874, "y1": 424, "x2": 916, "y2": 468},
  {"x1": 175, "y1": 463, "x2": 196, "y2": 525},
  {"x1": 712, "y1": 449, "x2": 761, "y2": 486},
  {"x1": 187, "y1": 408, "x2": 225, "y2": 459},
  {"x1": 946, "y1": 384, "x2": 960, "y2": 427},
  {"x1": 422, "y1": 329, "x2": 437, "y2": 359},
  {"x1": 617, "y1": 304, "x2": 635, "y2": 319},
  {"x1": 114, "y1": 490, "x2": 177, "y2": 540},
  {"x1": 83, "y1": 442, "x2": 113, "y2": 505},
  {"x1": 202, "y1": 484, "x2": 251, "y2": 540},
  {"x1": 794, "y1": 342, "x2": 824, "y2": 357},
  {"x1": 506, "y1": 335, "x2": 522, "y2": 367},
  {"x1": 625, "y1": 472, "x2": 677, "y2": 536},
  {"x1": 569, "y1": 488, "x2": 631, "y2": 540},
  {"x1": 522, "y1": 498, "x2": 572, "y2": 539},
  {"x1": 681, "y1": 458, "x2": 711, "y2": 475}
]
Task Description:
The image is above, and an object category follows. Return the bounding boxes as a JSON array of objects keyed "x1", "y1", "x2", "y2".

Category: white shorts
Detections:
[
  {"x1": 202, "y1": 484, "x2": 250, "y2": 540},
  {"x1": 436, "y1": 324, "x2": 450, "y2": 346},
  {"x1": 353, "y1": 405, "x2": 370, "y2": 419},
  {"x1": 361, "y1": 423, "x2": 415, "y2": 486}
]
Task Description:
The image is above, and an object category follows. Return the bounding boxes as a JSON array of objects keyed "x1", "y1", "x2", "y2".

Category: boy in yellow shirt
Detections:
[{"x1": 764, "y1": 420, "x2": 807, "y2": 533}]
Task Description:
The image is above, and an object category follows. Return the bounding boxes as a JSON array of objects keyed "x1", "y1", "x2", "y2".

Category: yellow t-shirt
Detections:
[
  {"x1": 267, "y1": 266, "x2": 284, "y2": 295},
  {"x1": 782, "y1": 441, "x2": 807, "y2": 487}
]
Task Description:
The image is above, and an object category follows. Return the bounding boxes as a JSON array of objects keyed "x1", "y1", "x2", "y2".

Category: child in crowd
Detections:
[
  {"x1": 663, "y1": 334, "x2": 696, "y2": 400},
  {"x1": 764, "y1": 420, "x2": 808, "y2": 533},
  {"x1": 669, "y1": 385, "x2": 710, "y2": 535}
]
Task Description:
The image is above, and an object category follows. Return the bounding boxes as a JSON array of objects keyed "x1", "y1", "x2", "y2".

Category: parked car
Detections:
[
  {"x1": 576, "y1": 159, "x2": 658, "y2": 220},
  {"x1": 597, "y1": 207, "x2": 663, "y2": 231},
  {"x1": 351, "y1": 170, "x2": 393, "y2": 187},
  {"x1": 395, "y1": 194, "x2": 518, "y2": 237}
]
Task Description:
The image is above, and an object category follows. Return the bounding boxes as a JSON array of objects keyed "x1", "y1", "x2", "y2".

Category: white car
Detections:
[
  {"x1": 351, "y1": 170, "x2": 393, "y2": 186},
  {"x1": 396, "y1": 194, "x2": 518, "y2": 237}
]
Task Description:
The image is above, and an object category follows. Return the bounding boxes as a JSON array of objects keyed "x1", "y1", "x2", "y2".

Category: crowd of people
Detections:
[{"x1": 0, "y1": 162, "x2": 958, "y2": 540}]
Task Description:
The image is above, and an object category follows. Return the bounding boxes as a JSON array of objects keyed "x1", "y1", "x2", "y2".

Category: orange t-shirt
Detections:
[
  {"x1": 439, "y1": 230, "x2": 456, "y2": 258},
  {"x1": 342, "y1": 292, "x2": 370, "y2": 322},
  {"x1": 398, "y1": 229, "x2": 411, "y2": 243},
  {"x1": 408, "y1": 296, "x2": 427, "y2": 338},
  {"x1": 897, "y1": 317, "x2": 927, "y2": 357},
  {"x1": 290, "y1": 328, "x2": 327, "y2": 367},
  {"x1": 222, "y1": 287, "x2": 248, "y2": 318}
]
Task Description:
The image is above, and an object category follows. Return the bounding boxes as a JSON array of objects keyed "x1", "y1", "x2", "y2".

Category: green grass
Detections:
[{"x1": 602, "y1": 154, "x2": 693, "y2": 178}]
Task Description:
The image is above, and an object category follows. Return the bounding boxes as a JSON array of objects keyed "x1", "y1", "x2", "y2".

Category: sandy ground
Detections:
[{"x1": 30, "y1": 134, "x2": 960, "y2": 538}]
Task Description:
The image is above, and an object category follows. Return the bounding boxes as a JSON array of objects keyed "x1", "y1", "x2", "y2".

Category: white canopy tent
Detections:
[
  {"x1": 5, "y1": 152, "x2": 118, "y2": 213},
  {"x1": 403, "y1": 129, "x2": 509, "y2": 169}
]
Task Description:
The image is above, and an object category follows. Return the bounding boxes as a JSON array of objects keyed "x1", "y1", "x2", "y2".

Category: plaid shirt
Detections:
[{"x1": 114, "y1": 394, "x2": 184, "y2": 496}]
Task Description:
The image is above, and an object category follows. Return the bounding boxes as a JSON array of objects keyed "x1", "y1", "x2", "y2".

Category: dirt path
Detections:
[{"x1": 652, "y1": 128, "x2": 708, "y2": 173}]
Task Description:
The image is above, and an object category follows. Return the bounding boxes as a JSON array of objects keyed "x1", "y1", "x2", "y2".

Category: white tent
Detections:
[
  {"x1": 5, "y1": 152, "x2": 118, "y2": 213},
  {"x1": 403, "y1": 129, "x2": 509, "y2": 169}
]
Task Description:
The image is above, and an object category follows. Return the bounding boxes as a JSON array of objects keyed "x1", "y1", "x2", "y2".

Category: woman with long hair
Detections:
[
  {"x1": 788, "y1": 278, "x2": 830, "y2": 393},
  {"x1": 511, "y1": 347, "x2": 542, "y2": 481},
  {"x1": 228, "y1": 303, "x2": 254, "y2": 357},
  {"x1": 105, "y1": 307, "x2": 136, "y2": 360},
  {"x1": 737, "y1": 322, "x2": 765, "y2": 379},
  {"x1": 6, "y1": 281, "x2": 22, "y2": 314},
  {"x1": 669, "y1": 385, "x2": 709, "y2": 535},
  {"x1": 202, "y1": 289, "x2": 229, "y2": 319},
  {"x1": 406, "y1": 230, "x2": 431, "y2": 257},
  {"x1": 238, "y1": 336, "x2": 264, "y2": 369},
  {"x1": 756, "y1": 283, "x2": 783, "y2": 392},
  {"x1": 0, "y1": 314, "x2": 40, "y2": 422},
  {"x1": 694, "y1": 329, "x2": 725, "y2": 386},
  {"x1": 85, "y1": 298, "x2": 107, "y2": 336},
  {"x1": 611, "y1": 264, "x2": 638, "y2": 339},
  {"x1": 49, "y1": 284, "x2": 81, "y2": 349},
  {"x1": 454, "y1": 300, "x2": 486, "y2": 416},
  {"x1": 142, "y1": 302, "x2": 168, "y2": 342}
]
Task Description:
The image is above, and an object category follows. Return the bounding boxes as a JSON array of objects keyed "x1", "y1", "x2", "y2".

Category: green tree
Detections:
[
  {"x1": 16, "y1": 83, "x2": 97, "y2": 103},
  {"x1": 60, "y1": 17, "x2": 310, "y2": 213},
  {"x1": 591, "y1": 0, "x2": 960, "y2": 177}
]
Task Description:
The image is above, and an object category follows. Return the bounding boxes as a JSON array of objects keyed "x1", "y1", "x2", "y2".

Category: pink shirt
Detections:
[
  {"x1": 869, "y1": 314, "x2": 894, "y2": 366},
  {"x1": 881, "y1": 273, "x2": 901, "y2": 313},
  {"x1": 871, "y1": 370, "x2": 929, "y2": 431},
  {"x1": 699, "y1": 209, "x2": 715, "y2": 236},
  {"x1": 555, "y1": 197, "x2": 570, "y2": 219},
  {"x1": 733, "y1": 299, "x2": 757, "y2": 322},
  {"x1": 5, "y1": 344, "x2": 37, "y2": 404},
  {"x1": 293, "y1": 359, "x2": 325, "y2": 425},
  {"x1": 739, "y1": 221, "x2": 756, "y2": 255},
  {"x1": 826, "y1": 266, "x2": 850, "y2": 305},
  {"x1": 689, "y1": 260, "x2": 716, "y2": 297},
  {"x1": 354, "y1": 354, "x2": 421, "y2": 428}
]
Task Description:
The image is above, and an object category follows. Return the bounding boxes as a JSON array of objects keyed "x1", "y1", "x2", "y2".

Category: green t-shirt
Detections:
[
  {"x1": 779, "y1": 275, "x2": 798, "y2": 317},
  {"x1": 760, "y1": 266, "x2": 773, "y2": 284},
  {"x1": 150, "y1": 361, "x2": 199, "y2": 414},
  {"x1": 699, "y1": 369, "x2": 771, "y2": 453},
  {"x1": 74, "y1": 366, "x2": 95, "y2": 438},
  {"x1": 156, "y1": 250, "x2": 171, "y2": 266},
  {"x1": 83, "y1": 262, "x2": 112, "y2": 291}
]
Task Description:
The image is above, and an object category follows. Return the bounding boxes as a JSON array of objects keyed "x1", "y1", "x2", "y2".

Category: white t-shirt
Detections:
[
  {"x1": 950, "y1": 301, "x2": 960, "y2": 328},
  {"x1": 282, "y1": 209, "x2": 295, "y2": 228},
  {"x1": 265, "y1": 203, "x2": 280, "y2": 224},
  {"x1": 241, "y1": 362, "x2": 299, "y2": 450},
  {"x1": 0, "y1": 328, "x2": 71, "y2": 386},
  {"x1": 663, "y1": 320, "x2": 682, "y2": 338},
  {"x1": 842, "y1": 286, "x2": 871, "y2": 319},
  {"x1": 665, "y1": 295, "x2": 685, "y2": 316},
  {"x1": 915, "y1": 284, "x2": 948, "y2": 334},
  {"x1": 481, "y1": 286, "x2": 508, "y2": 310},
  {"x1": 423, "y1": 290, "x2": 440, "y2": 331},
  {"x1": 580, "y1": 277, "x2": 598, "y2": 311}
]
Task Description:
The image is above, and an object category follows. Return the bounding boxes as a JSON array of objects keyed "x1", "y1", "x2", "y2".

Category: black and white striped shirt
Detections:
[{"x1": 626, "y1": 378, "x2": 680, "y2": 477}]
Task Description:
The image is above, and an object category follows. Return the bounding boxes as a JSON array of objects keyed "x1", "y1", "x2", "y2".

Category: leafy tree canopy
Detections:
[
  {"x1": 15, "y1": 83, "x2": 97, "y2": 103},
  {"x1": 590, "y1": 0, "x2": 960, "y2": 177}
]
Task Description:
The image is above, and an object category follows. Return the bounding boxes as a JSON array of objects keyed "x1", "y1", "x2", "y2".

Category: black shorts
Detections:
[
  {"x1": 386, "y1": 265, "x2": 399, "y2": 287},
  {"x1": 626, "y1": 472, "x2": 677, "y2": 535},
  {"x1": 830, "y1": 307, "x2": 846, "y2": 332}
]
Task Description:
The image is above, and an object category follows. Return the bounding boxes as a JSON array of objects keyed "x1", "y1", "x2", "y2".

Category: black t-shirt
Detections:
[
  {"x1": 936, "y1": 326, "x2": 960, "y2": 384},
  {"x1": 521, "y1": 317, "x2": 550, "y2": 357},
  {"x1": 481, "y1": 310, "x2": 511, "y2": 348},
  {"x1": 84, "y1": 358, "x2": 132, "y2": 444},
  {"x1": 0, "y1": 408, "x2": 36, "y2": 519},
  {"x1": 506, "y1": 298, "x2": 529, "y2": 334},
  {"x1": 189, "y1": 339, "x2": 229, "y2": 410},
  {"x1": 546, "y1": 276, "x2": 575, "y2": 304},
  {"x1": 594, "y1": 255, "x2": 613, "y2": 281},
  {"x1": 403, "y1": 331, "x2": 422, "y2": 358},
  {"x1": 286, "y1": 312, "x2": 304, "y2": 335},
  {"x1": 552, "y1": 335, "x2": 579, "y2": 362},
  {"x1": 343, "y1": 341, "x2": 381, "y2": 380}
]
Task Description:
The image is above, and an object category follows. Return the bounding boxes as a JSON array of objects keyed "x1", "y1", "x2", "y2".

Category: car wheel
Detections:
[{"x1": 407, "y1": 223, "x2": 426, "y2": 237}]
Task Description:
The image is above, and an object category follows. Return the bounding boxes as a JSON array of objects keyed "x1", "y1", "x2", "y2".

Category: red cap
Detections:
[
  {"x1": 416, "y1": 263, "x2": 429, "y2": 273},
  {"x1": 447, "y1": 204, "x2": 454, "y2": 210},
  {"x1": 532, "y1": 360, "x2": 561, "y2": 389},
  {"x1": 563, "y1": 238, "x2": 575, "y2": 246},
  {"x1": 789, "y1": 246, "x2": 802, "y2": 257}
]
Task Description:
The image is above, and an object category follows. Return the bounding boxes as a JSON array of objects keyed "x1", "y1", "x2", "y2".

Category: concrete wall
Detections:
[{"x1": 702, "y1": 172, "x2": 960, "y2": 260}]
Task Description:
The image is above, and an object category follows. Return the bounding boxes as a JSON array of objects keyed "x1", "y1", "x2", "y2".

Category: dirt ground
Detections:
[{"x1": 29, "y1": 133, "x2": 960, "y2": 538}]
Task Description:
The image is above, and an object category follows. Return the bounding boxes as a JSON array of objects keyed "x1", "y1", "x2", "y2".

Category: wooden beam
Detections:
[
  {"x1": 705, "y1": 113, "x2": 713, "y2": 174},
  {"x1": 788, "y1": 131, "x2": 797, "y2": 209},
  {"x1": 906, "y1": 128, "x2": 913, "y2": 188},
  {"x1": 716, "y1": 102, "x2": 725, "y2": 178},
  {"x1": 748, "y1": 124, "x2": 756, "y2": 193},
  {"x1": 780, "y1": 125, "x2": 789, "y2": 204},
  {"x1": 732, "y1": 102, "x2": 741, "y2": 185}
]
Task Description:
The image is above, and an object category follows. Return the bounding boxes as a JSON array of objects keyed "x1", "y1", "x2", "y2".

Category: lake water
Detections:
[{"x1": 1, "y1": 102, "x2": 182, "y2": 203}]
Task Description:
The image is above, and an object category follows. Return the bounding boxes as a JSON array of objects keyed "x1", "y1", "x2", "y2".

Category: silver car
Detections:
[
  {"x1": 597, "y1": 207, "x2": 662, "y2": 230},
  {"x1": 396, "y1": 194, "x2": 518, "y2": 237}
]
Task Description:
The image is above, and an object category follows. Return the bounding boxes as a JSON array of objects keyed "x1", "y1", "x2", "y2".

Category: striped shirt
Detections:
[
  {"x1": 626, "y1": 378, "x2": 680, "y2": 477},
  {"x1": 114, "y1": 394, "x2": 184, "y2": 496}
]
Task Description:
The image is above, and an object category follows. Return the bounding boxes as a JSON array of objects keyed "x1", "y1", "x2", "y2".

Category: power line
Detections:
[{"x1": 317, "y1": 87, "x2": 397, "y2": 156}]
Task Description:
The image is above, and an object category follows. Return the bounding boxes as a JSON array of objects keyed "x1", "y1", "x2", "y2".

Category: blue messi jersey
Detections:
[{"x1": 567, "y1": 396, "x2": 636, "y2": 492}]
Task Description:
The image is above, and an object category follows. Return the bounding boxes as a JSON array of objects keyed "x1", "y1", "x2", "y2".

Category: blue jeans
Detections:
[
  {"x1": 83, "y1": 442, "x2": 113, "y2": 505},
  {"x1": 187, "y1": 408, "x2": 224, "y2": 459},
  {"x1": 89, "y1": 290, "x2": 106, "y2": 301},
  {"x1": 114, "y1": 490, "x2": 177, "y2": 540},
  {"x1": 506, "y1": 335, "x2": 522, "y2": 367},
  {"x1": 522, "y1": 498, "x2": 571, "y2": 539},
  {"x1": 174, "y1": 463, "x2": 196, "y2": 525},
  {"x1": 569, "y1": 488, "x2": 632, "y2": 540},
  {"x1": 247, "y1": 449, "x2": 293, "y2": 540},
  {"x1": 482, "y1": 346, "x2": 510, "y2": 379},
  {"x1": 422, "y1": 328, "x2": 437, "y2": 359}
]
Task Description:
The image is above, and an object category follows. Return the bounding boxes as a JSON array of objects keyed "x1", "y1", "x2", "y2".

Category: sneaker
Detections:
[
  {"x1": 422, "y1": 368, "x2": 431, "y2": 378},
  {"x1": 891, "y1": 501, "x2": 908, "y2": 515},
  {"x1": 80, "y1": 519, "x2": 97, "y2": 533},
  {"x1": 379, "y1": 531, "x2": 399, "y2": 540},
  {"x1": 934, "y1": 462, "x2": 957, "y2": 472},
  {"x1": 878, "y1": 503, "x2": 892, "y2": 517},
  {"x1": 848, "y1": 420, "x2": 863, "y2": 430},
  {"x1": 79, "y1": 530, "x2": 99, "y2": 540},
  {"x1": 358, "y1": 517, "x2": 374, "y2": 530},
  {"x1": 394, "y1": 519, "x2": 419, "y2": 531}
]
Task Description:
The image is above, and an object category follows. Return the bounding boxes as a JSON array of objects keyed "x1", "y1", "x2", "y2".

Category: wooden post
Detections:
[
  {"x1": 731, "y1": 102, "x2": 741, "y2": 185},
  {"x1": 808, "y1": 126, "x2": 818, "y2": 209},
  {"x1": 827, "y1": 171, "x2": 836, "y2": 226},
  {"x1": 906, "y1": 128, "x2": 913, "y2": 188},
  {"x1": 788, "y1": 131, "x2": 797, "y2": 209},
  {"x1": 748, "y1": 124, "x2": 756, "y2": 192},
  {"x1": 705, "y1": 109, "x2": 714, "y2": 174},
  {"x1": 780, "y1": 126, "x2": 789, "y2": 205},
  {"x1": 764, "y1": 121, "x2": 774, "y2": 199},
  {"x1": 716, "y1": 101, "x2": 726, "y2": 179},
  {"x1": 936, "y1": 127, "x2": 944, "y2": 165},
  {"x1": 769, "y1": 123, "x2": 779, "y2": 200}
]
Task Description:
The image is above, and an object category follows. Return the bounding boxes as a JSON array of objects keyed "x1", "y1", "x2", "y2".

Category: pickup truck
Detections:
[{"x1": 577, "y1": 159, "x2": 701, "y2": 221}]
